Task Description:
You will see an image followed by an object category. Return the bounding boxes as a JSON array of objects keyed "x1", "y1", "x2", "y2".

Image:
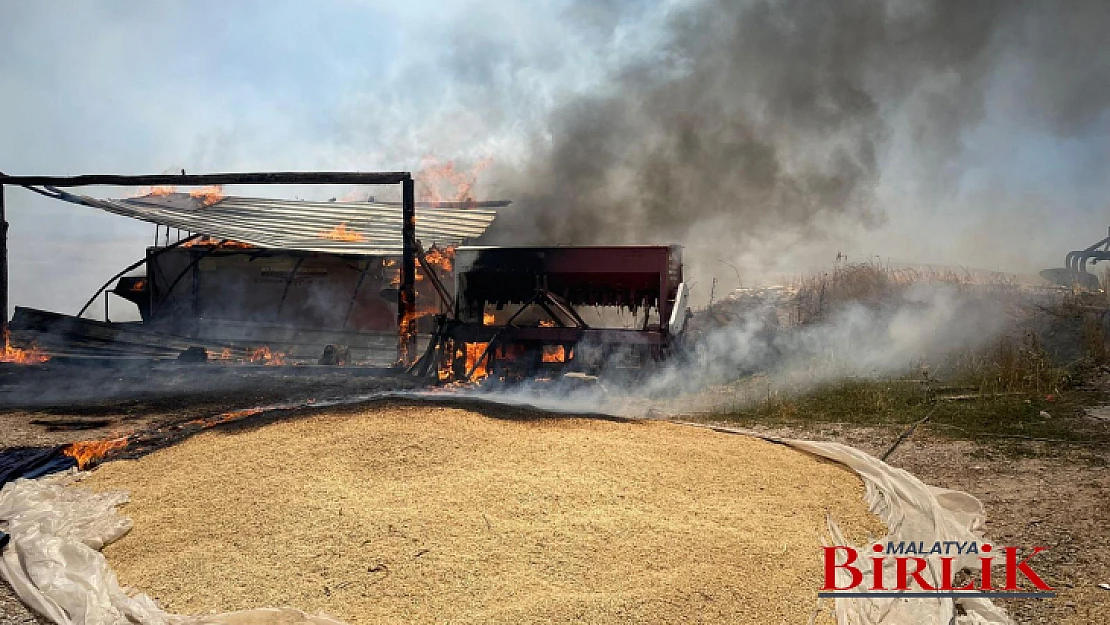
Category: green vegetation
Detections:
[
  {"x1": 695, "y1": 262, "x2": 1110, "y2": 457},
  {"x1": 706, "y1": 319, "x2": 1107, "y2": 454}
]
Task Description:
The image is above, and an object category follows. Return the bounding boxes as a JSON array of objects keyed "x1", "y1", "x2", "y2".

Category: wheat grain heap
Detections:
[{"x1": 81, "y1": 403, "x2": 884, "y2": 623}]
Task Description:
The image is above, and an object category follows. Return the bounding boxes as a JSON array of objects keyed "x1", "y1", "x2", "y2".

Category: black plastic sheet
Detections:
[{"x1": 0, "y1": 446, "x2": 76, "y2": 488}]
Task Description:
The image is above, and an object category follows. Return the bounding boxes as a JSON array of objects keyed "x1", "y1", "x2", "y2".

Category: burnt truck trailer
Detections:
[{"x1": 436, "y1": 245, "x2": 690, "y2": 380}]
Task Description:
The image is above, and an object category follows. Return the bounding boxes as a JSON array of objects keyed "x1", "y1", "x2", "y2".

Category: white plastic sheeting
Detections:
[
  {"x1": 783, "y1": 439, "x2": 1012, "y2": 624},
  {"x1": 0, "y1": 471, "x2": 345, "y2": 625},
  {"x1": 0, "y1": 431, "x2": 1013, "y2": 625}
]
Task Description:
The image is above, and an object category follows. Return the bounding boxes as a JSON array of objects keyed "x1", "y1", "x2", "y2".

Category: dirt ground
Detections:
[
  {"x1": 1, "y1": 368, "x2": 1108, "y2": 624},
  {"x1": 718, "y1": 421, "x2": 1110, "y2": 625}
]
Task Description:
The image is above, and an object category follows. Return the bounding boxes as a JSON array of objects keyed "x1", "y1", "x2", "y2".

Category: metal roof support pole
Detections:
[
  {"x1": 398, "y1": 177, "x2": 417, "y2": 366},
  {"x1": 0, "y1": 184, "x2": 6, "y2": 333}
]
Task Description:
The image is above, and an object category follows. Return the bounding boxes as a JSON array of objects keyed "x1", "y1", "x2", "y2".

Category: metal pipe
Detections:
[
  {"x1": 149, "y1": 240, "x2": 229, "y2": 320},
  {"x1": 274, "y1": 256, "x2": 306, "y2": 321},
  {"x1": 75, "y1": 234, "x2": 201, "y2": 318},
  {"x1": 341, "y1": 258, "x2": 373, "y2": 329}
]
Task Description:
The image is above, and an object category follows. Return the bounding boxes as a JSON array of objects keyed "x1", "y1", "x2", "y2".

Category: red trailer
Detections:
[{"x1": 430, "y1": 245, "x2": 689, "y2": 381}]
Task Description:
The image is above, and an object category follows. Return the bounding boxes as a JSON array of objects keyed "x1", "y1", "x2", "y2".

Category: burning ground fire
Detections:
[
  {"x1": 60, "y1": 400, "x2": 313, "y2": 469},
  {"x1": 1, "y1": 329, "x2": 49, "y2": 364},
  {"x1": 247, "y1": 346, "x2": 286, "y2": 365},
  {"x1": 206, "y1": 345, "x2": 287, "y2": 365},
  {"x1": 63, "y1": 437, "x2": 129, "y2": 470}
]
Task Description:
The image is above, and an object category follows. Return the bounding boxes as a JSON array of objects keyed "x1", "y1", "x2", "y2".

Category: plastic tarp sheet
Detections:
[
  {"x1": 0, "y1": 430, "x2": 1013, "y2": 625},
  {"x1": 0, "y1": 447, "x2": 76, "y2": 486}
]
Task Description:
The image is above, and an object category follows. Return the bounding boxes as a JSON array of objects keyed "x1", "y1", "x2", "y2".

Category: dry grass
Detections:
[
  {"x1": 81, "y1": 402, "x2": 883, "y2": 624},
  {"x1": 786, "y1": 262, "x2": 1013, "y2": 326}
]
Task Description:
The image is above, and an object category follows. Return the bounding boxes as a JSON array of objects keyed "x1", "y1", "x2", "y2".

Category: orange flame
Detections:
[
  {"x1": 63, "y1": 437, "x2": 129, "y2": 470},
  {"x1": 423, "y1": 245, "x2": 455, "y2": 273},
  {"x1": 219, "y1": 407, "x2": 264, "y2": 420},
  {"x1": 136, "y1": 185, "x2": 176, "y2": 197},
  {"x1": 247, "y1": 346, "x2": 286, "y2": 365},
  {"x1": 186, "y1": 406, "x2": 265, "y2": 428},
  {"x1": 188, "y1": 185, "x2": 224, "y2": 207},
  {"x1": 417, "y1": 156, "x2": 492, "y2": 206},
  {"x1": 320, "y1": 222, "x2": 367, "y2": 242},
  {"x1": 180, "y1": 237, "x2": 254, "y2": 249},
  {"x1": 130, "y1": 279, "x2": 147, "y2": 292},
  {"x1": 463, "y1": 342, "x2": 490, "y2": 380},
  {"x1": 483, "y1": 312, "x2": 496, "y2": 325},
  {"x1": 542, "y1": 345, "x2": 567, "y2": 363},
  {"x1": 1, "y1": 329, "x2": 49, "y2": 364}
]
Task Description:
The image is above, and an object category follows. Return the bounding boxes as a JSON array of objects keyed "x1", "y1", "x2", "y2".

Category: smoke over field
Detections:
[{"x1": 483, "y1": 0, "x2": 1110, "y2": 286}]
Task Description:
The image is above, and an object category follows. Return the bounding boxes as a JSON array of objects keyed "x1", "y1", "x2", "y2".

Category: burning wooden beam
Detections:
[{"x1": 398, "y1": 178, "x2": 417, "y2": 366}]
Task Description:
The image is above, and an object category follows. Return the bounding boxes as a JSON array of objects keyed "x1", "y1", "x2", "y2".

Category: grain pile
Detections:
[{"x1": 81, "y1": 402, "x2": 884, "y2": 623}]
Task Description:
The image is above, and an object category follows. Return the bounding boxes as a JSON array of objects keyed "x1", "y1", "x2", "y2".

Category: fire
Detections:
[
  {"x1": 63, "y1": 437, "x2": 129, "y2": 470},
  {"x1": 1, "y1": 329, "x2": 49, "y2": 364},
  {"x1": 463, "y1": 342, "x2": 491, "y2": 380},
  {"x1": 247, "y1": 346, "x2": 286, "y2": 365},
  {"x1": 187, "y1": 406, "x2": 265, "y2": 428},
  {"x1": 320, "y1": 222, "x2": 367, "y2": 242},
  {"x1": 538, "y1": 319, "x2": 556, "y2": 327},
  {"x1": 180, "y1": 237, "x2": 254, "y2": 249},
  {"x1": 131, "y1": 279, "x2": 146, "y2": 292},
  {"x1": 423, "y1": 245, "x2": 455, "y2": 273},
  {"x1": 542, "y1": 345, "x2": 567, "y2": 363},
  {"x1": 417, "y1": 156, "x2": 493, "y2": 206},
  {"x1": 220, "y1": 407, "x2": 264, "y2": 420},
  {"x1": 188, "y1": 185, "x2": 224, "y2": 207},
  {"x1": 483, "y1": 312, "x2": 496, "y2": 325},
  {"x1": 136, "y1": 185, "x2": 176, "y2": 197}
]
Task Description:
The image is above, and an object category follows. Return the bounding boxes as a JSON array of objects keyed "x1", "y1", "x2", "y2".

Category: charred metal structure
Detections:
[
  {"x1": 420, "y1": 246, "x2": 689, "y2": 380},
  {"x1": 0, "y1": 171, "x2": 426, "y2": 364}
]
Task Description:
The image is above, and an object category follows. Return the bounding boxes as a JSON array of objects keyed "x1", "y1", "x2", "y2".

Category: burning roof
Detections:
[{"x1": 53, "y1": 191, "x2": 501, "y2": 256}]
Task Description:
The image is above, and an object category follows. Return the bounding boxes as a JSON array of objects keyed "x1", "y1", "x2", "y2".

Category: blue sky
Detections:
[{"x1": 1, "y1": 0, "x2": 1108, "y2": 316}]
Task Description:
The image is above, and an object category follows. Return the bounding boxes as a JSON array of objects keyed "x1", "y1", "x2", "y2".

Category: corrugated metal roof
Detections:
[{"x1": 59, "y1": 191, "x2": 499, "y2": 255}]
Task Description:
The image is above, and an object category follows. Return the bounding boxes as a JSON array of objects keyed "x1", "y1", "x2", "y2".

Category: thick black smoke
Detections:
[{"x1": 486, "y1": 0, "x2": 1109, "y2": 269}]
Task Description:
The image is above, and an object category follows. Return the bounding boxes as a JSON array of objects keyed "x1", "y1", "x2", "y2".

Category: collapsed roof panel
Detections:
[{"x1": 56, "y1": 191, "x2": 500, "y2": 255}]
